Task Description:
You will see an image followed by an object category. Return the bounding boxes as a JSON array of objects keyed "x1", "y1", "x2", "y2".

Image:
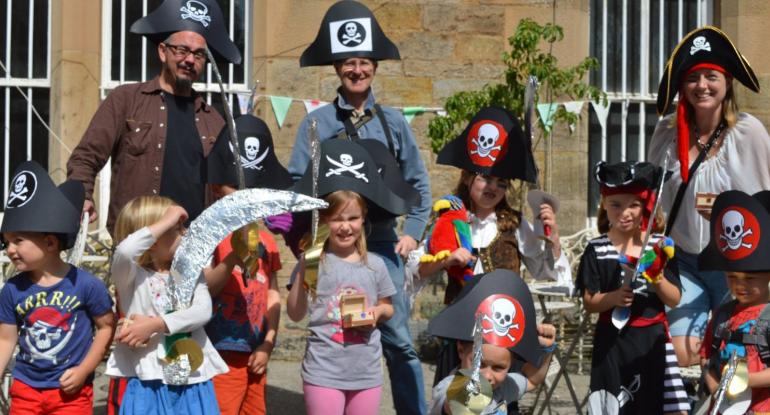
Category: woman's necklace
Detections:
[{"x1": 693, "y1": 122, "x2": 725, "y2": 152}]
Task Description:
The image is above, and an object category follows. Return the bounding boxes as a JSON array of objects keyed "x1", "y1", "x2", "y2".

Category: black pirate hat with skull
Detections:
[
  {"x1": 436, "y1": 106, "x2": 538, "y2": 183},
  {"x1": 291, "y1": 139, "x2": 410, "y2": 221},
  {"x1": 1, "y1": 161, "x2": 85, "y2": 249},
  {"x1": 699, "y1": 190, "x2": 770, "y2": 272},
  {"x1": 428, "y1": 269, "x2": 542, "y2": 365},
  {"x1": 207, "y1": 115, "x2": 293, "y2": 190},
  {"x1": 299, "y1": 0, "x2": 400, "y2": 67},
  {"x1": 130, "y1": 0, "x2": 242, "y2": 64},
  {"x1": 355, "y1": 139, "x2": 420, "y2": 217}
]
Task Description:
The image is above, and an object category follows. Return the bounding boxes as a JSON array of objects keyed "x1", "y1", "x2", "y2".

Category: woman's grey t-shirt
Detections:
[{"x1": 301, "y1": 252, "x2": 397, "y2": 390}]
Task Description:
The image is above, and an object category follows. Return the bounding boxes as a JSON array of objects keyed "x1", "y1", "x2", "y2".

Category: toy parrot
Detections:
[
  {"x1": 420, "y1": 195, "x2": 474, "y2": 286},
  {"x1": 618, "y1": 237, "x2": 675, "y2": 284}
]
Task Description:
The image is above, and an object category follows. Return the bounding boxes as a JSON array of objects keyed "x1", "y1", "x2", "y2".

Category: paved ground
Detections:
[{"x1": 91, "y1": 355, "x2": 591, "y2": 415}]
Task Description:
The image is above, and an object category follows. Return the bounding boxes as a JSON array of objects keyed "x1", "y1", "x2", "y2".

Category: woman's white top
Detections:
[
  {"x1": 105, "y1": 227, "x2": 228, "y2": 384},
  {"x1": 648, "y1": 113, "x2": 770, "y2": 254}
]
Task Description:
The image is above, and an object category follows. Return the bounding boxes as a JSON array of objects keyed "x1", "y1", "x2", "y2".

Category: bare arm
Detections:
[
  {"x1": 704, "y1": 367, "x2": 719, "y2": 394},
  {"x1": 0, "y1": 323, "x2": 18, "y2": 377},
  {"x1": 748, "y1": 367, "x2": 770, "y2": 389},
  {"x1": 60, "y1": 311, "x2": 115, "y2": 394},
  {"x1": 418, "y1": 248, "x2": 474, "y2": 279},
  {"x1": 286, "y1": 258, "x2": 309, "y2": 322},
  {"x1": 524, "y1": 352, "x2": 553, "y2": 391},
  {"x1": 373, "y1": 297, "x2": 394, "y2": 323},
  {"x1": 204, "y1": 251, "x2": 241, "y2": 298},
  {"x1": 248, "y1": 272, "x2": 281, "y2": 375},
  {"x1": 654, "y1": 277, "x2": 681, "y2": 309},
  {"x1": 582, "y1": 287, "x2": 633, "y2": 314}
]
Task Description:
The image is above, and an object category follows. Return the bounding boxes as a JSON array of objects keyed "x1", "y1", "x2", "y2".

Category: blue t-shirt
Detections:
[{"x1": 0, "y1": 266, "x2": 113, "y2": 388}]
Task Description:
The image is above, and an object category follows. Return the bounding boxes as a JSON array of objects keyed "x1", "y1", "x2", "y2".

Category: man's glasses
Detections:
[{"x1": 164, "y1": 43, "x2": 207, "y2": 61}]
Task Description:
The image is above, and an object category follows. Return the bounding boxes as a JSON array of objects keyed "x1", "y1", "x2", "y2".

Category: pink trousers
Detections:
[{"x1": 302, "y1": 382, "x2": 382, "y2": 415}]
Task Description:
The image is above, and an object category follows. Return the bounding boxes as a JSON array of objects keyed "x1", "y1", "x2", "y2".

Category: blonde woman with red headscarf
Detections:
[{"x1": 648, "y1": 26, "x2": 770, "y2": 368}]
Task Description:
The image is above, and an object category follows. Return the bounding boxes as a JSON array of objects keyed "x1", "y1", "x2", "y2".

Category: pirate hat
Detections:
[
  {"x1": 699, "y1": 190, "x2": 770, "y2": 272},
  {"x1": 299, "y1": 0, "x2": 400, "y2": 67},
  {"x1": 207, "y1": 115, "x2": 293, "y2": 190},
  {"x1": 356, "y1": 138, "x2": 420, "y2": 209},
  {"x1": 595, "y1": 161, "x2": 668, "y2": 230},
  {"x1": 657, "y1": 26, "x2": 759, "y2": 183},
  {"x1": 1, "y1": 161, "x2": 85, "y2": 249},
  {"x1": 428, "y1": 269, "x2": 542, "y2": 365},
  {"x1": 130, "y1": 0, "x2": 242, "y2": 64},
  {"x1": 291, "y1": 139, "x2": 409, "y2": 221},
  {"x1": 436, "y1": 106, "x2": 537, "y2": 183}
]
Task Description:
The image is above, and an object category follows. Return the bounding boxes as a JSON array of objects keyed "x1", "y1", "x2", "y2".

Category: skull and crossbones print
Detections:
[
  {"x1": 338, "y1": 21, "x2": 365, "y2": 46},
  {"x1": 180, "y1": 0, "x2": 212, "y2": 27},
  {"x1": 237, "y1": 137, "x2": 269, "y2": 170},
  {"x1": 467, "y1": 120, "x2": 507, "y2": 167},
  {"x1": 330, "y1": 18, "x2": 372, "y2": 54},
  {"x1": 6, "y1": 170, "x2": 36, "y2": 208},
  {"x1": 325, "y1": 153, "x2": 369, "y2": 183},
  {"x1": 717, "y1": 206, "x2": 760, "y2": 260},
  {"x1": 22, "y1": 309, "x2": 76, "y2": 365},
  {"x1": 476, "y1": 294, "x2": 525, "y2": 348}
]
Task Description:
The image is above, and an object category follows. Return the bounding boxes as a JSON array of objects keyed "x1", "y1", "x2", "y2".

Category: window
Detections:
[
  {"x1": 0, "y1": 0, "x2": 51, "y2": 206},
  {"x1": 586, "y1": 0, "x2": 712, "y2": 216}
]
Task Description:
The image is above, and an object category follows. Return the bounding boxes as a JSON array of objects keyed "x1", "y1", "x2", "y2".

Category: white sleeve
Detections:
[
  {"x1": 517, "y1": 218, "x2": 572, "y2": 289},
  {"x1": 111, "y1": 227, "x2": 155, "y2": 314},
  {"x1": 161, "y1": 275, "x2": 213, "y2": 334},
  {"x1": 429, "y1": 375, "x2": 453, "y2": 415}
]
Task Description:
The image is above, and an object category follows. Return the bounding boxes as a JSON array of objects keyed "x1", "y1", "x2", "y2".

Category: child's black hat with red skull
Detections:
[
  {"x1": 428, "y1": 269, "x2": 542, "y2": 365},
  {"x1": 699, "y1": 190, "x2": 770, "y2": 272},
  {"x1": 436, "y1": 106, "x2": 537, "y2": 183}
]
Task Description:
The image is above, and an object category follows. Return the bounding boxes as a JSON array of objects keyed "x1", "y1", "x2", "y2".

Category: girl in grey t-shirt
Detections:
[{"x1": 287, "y1": 190, "x2": 397, "y2": 415}]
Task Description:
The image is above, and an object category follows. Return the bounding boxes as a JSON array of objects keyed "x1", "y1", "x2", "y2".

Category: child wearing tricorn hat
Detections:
[
  {"x1": 203, "y1": 114, "x2": 291, "y2": 414},
  {"x1": 698, "y1": 190, "x2": 770, "y2": 414},
  {"x1": 579, "y1": 161, "x2": 688, "y2": 414},
  {"x1": 411, "y1": 106, "x2": 569, "y2": 388},
  {"x1": 287, "y1": 138, "x2": 419, "y2": 415},
  {"x1": 427, "y1": 269, "x2": 556, "y2": 414},
  {"x1": 0, "y1": 161, "x2": 114, "y2": 414}
]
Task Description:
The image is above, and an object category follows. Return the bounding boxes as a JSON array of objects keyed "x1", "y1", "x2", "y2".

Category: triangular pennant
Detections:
[
  {"x1": 237, "y1": 93, "x2": 251, "y2": 115},
  {"x1": 536, "y1": 103, "x2": 558, "y2": 134},
  {"x1": 303, "y1": 99, "x2": 329, "y2": 114},
  {"x1": 402, "y1": 106, "x2": 425, "y2": 125},
  {"x1": 591, "y1": 100, "x2": 611, "y2": 131},
  {"x1": 269, "y1": 96, "x2": 294, "y2": 128},
  {"x1": 563, "y1": 101, "x2": 584, "y2": 133}
]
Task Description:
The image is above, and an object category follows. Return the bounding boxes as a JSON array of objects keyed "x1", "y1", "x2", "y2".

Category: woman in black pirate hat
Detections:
[
  {"x1": 427, "y1": 269, "x2": 556, "y2": 414},
  {"x1": 647, "y1": 26, "x2": 770, "y2": 368},
  {"x1": 286, "y1": 139, "x2": 414, "y2": 415},
  {"x1": 579, "y1": 161, "x2": 689, "y2": 414}
]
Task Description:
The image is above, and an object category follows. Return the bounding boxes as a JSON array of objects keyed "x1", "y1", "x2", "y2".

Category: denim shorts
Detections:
[{"x1": 666, "y1": 250, "x2": 731, "y2": 338}]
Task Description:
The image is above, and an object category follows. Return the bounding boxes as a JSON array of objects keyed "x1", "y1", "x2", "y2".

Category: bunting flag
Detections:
[
  {"x1": 237, "y1": 94, "x2": 251, "y2": 115},
  {"x1": 402, "y1": 106, "x2": 425, "y2": 124},
  {"x1": 270, "y1": 95, "x2": 294, "y2": 128},
  {"x1": 537, "y1": 103, "x2": 558, "y2": 134},
  {"x1": 437, "y1": 110, "x2": 447, "y2": 117},
  {"x1": 303, "y1": 99, "x2": 330, "y2": 114},
  {"x1": 563, "y1": 101, "x2": 585, "y2": 133},
  {"x1": 591, "y1": 100, "x2": 611, "y2": 131}
]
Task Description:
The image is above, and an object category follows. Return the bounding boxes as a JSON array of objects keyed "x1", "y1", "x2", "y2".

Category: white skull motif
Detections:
[
  {"x1": 180, "y1": 0, "x2": 211, "y2": 27},
  {"x1": 721, "y1": 210, "x2": 753, "y2": 251},
  {"x1": 244, "y1": 137, "x2": 260, "y2": 161},
  {"x1": 187, "y1": 1, "x2": 207, "y2": 17},
  {"x1": 340, "y1": 154, "x2": 353, "y2": 167},
  {"x1": 28, "y1": 320, "x2": 62, "y2": 350},
  {"x1": 471, "y1": 123, "x2": 503, "y2": 160},
  {"x1": 345, "y1": 22, "x2": 358, "y2": 38},
  {"x1": 490, "y1": 298, "x2": 516, "y2": 336},
  {"x1": 14, "y1": 175, "x2": 26, "y2": 193}
]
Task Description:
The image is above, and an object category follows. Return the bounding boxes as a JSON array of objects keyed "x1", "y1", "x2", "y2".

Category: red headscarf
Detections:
[{"x1": 677, "y1": 62, "x2": 728, "y2": 183}]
